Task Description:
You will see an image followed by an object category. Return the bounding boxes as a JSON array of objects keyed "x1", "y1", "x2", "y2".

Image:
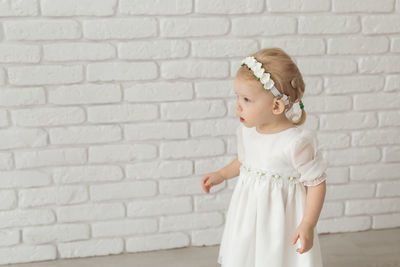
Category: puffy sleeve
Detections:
[
  {"x1": 290, "y1": 130, "x2": 329, "y2": 187},
  {"x1": 236, "y1": 124, "x2": 245, "y2": 163}
]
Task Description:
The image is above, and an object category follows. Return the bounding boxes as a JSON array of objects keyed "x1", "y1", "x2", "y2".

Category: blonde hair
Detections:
[{"x1": 236, "y1": 47, "x2": 306, "y2": 126}]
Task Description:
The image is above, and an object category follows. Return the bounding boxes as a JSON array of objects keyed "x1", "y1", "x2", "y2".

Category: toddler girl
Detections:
[{"x1": 201, "y1": 47, "x2": 329, "y2": 267}]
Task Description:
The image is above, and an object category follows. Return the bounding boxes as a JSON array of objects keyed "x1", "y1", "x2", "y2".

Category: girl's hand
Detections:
[
  {"x1": 291, "y1": 221, "x2": 314, "y2": 254},
  {"x1": 201, "y1": 171, "x2": 225, "y2": 194}
]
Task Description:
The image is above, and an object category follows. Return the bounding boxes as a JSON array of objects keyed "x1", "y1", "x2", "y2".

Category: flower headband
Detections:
[{"x1": 241, "y1": 56, "x2": 304, "y2": 109}]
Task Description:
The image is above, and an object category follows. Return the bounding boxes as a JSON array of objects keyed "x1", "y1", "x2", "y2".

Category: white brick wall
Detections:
[{"x1": 0, "y1": 0, "x2": 399, "y2": 265}]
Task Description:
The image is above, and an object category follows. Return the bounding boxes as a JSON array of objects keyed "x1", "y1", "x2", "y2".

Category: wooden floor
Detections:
[{"x1": 6, "y1": 227, "x2": 400, "y2": 267}]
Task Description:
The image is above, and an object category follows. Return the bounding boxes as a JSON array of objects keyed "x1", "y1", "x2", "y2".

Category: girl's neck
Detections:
[{"x1": 256, "y1": 119, "x2": 295, "y2": 134}]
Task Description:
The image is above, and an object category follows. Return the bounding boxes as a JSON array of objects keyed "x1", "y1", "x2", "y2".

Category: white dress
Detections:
[{"x1": 218, "y1": 124, "x2": 329, "y2": 267}]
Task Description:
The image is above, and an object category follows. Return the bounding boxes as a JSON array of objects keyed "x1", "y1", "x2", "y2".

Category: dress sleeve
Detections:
[
  {"x1": 290, "y1": 130, "x2": 329, "y2": 187},
  {"x1": 236, "y1": 124, "x2": 245, "y2": 163}
]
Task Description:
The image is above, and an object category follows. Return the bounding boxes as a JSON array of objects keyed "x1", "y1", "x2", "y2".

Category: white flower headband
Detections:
[{"x1": 241, "y1": 56, "x2": 290, "y2": 106}]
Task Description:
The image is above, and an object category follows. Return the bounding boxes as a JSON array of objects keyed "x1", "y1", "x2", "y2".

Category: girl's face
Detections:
[{"x1": 234, "y1": 76, "x2": 275, "y2": 128}]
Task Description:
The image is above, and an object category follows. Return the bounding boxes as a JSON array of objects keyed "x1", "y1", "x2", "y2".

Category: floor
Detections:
[{"x1": 6, "y1": 227, "x2": 400, "y2": 267}]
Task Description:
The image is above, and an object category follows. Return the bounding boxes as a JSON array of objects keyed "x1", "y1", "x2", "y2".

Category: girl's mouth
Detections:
[{"x1": 240, "y1": 117, "x2": 244, "y2": 122}]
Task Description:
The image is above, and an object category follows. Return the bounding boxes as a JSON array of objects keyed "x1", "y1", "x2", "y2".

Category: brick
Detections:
[
  {"x1": 0, "y1": 209, "x2": 54, "y2": 228},
  {"x1": 160, "y1": 139, "x2": 225, "y2": 159},
  {"x1": 88, "y1": 104, "x2": 158, "y2": 123},
  {"x1": 0, "y1": 110, "x2": 8, "y2": 127},
  {"x1": 119, "y1": 0, "x2": 192, "y2": 15},
  {"x1": 4, "y1": 20, "x2": 80, "y2": 40},
  {"x1": 23, "y1": 224, "x2": 89, "y2": 244},
  {"x1": 301, "y1": 95, "x2": 352, "y2": 113},
  {"x1": 52, "y1": 165, "x2": 123, "y2": 184},
  {"x1": 192, "y1": 39, "x2": 258, "y2": 57},
  {"x1": 124, "y1": 122, "x2": 188, "y2": 141},
  {"x1": 0, "y1": 68, "x2": 5, "y2": 85},
  {"x1": 0, "y1": 190, "x2": 16, "y2": 210},
  {"x1": 57, "y1": 203, "x2": 124, "y2": 223},
  {"x1": 0, "y1": 229, "x2": 19, "y2": 246},
  {"x1": 127, "y1": 196, "x2": 192, "y2": 217},
  {"x1": 0, "y1": 87, "x2": 45, "y2": 106},
  {"x1": 362, "y1": 15, "x2": 400, "y2": 34},
  {"x1": 317, "y1": 216, "x2": 371, "y2": 233},
  {"x1": 0, "y1": 245, "x2": 56, "y2": 265},
  {"x1": 0, "y1": 128, "x2": 46, "y2": 149},
  {"x1": 373, "y1": 213, "x2": 400, "y2": 229},
  {"x1": 333, "y1": 0, "x2": 394, "y2": 12},
  {"x1": 118, "y1": 40, "x2": 189, "y2": 59},
  {"x1": 126, "y1": 160, "x2": 192, "y2": 179},
  {"x1": 49, "y1": 125, "x2": 121, "y2": 145},
  {"x1": 352, "y1": 129, "x2": 400, "y2": 146},
  {"x1": 161, "y1": 100, "x2": 226, "y2": 120},
  {"x1": 0, "y1": 44, "x2": 40, "y2": 63},
  {"x1": 379, "y1": 110, "x2": 400, "y2": 127},
  {"x1": 58, "y1": 238, "x2": 123, "y2": 258},
  {"x1": 325, "y1": 75, "x2": 384, "y2": 95},
  {"x1": 162, "y1": 60, "x2": 229, "y2": 79},
  {"x1": 0, "y1": 153, "x2": 13, "y2": 171},
  {"x1": 326, "y1": 184, "x2": 375, "y2": 200},
  {"x1": 377, "y1": 181, "x2": 400, "y2": 197},
  {"x1": 12, "y1": 107, "x2": 85, "y2": 127},
  {"x1": 160, "y1": 17, "x2": 229, "y2": 37},
  {"x1": 392, "y1": 37, "x2": 400, "y2": 52},
  {"x1": 267, "y1": 0, "x2": 329, "y2": 11},
  {"x1": 49, "y1": 84, "x2": 121, "y2": 105},
  {"x1": 359, "y1": 55, "x2": 400, "y2": 73},
  {"x1": 92, "y1": 219, "x2": 157, "y2": 237},
  {"x1": 191, "y1": 119, "x2": 236, "y2": 137},
  {"x1": 327, "y1": 147, "x2": 380, "y2": 166},
  {"x1": 44, "y1": 43, "x2": 116, "y2": 61},
  {"x1": 160, "y1": 212, "x2": 223, "y2": 232},
  {"x1": 351, "y1": 163, "x2": 400, "y2": 181},
  {"x1": 90, "y1": 181, "x2": 157, "y2": 201},
  {"x1": 320, "y1": 112, "x2": 377, "y2": 130},
  {"x1": 194, "y1": 192, "x2": 232, "y2": 212},
  {"x1": 19, "y1": 186, "x2": 88, "y2": 208},
  {"x1": 87, "y1": 62, "x2": 157, "y2": 82},
  {"x1": 41, "y1": 0, "x2": 116, "y2": 16},
  {"x1": 319, "y1": 202, "x2": 344, "y2": 219},
  {"x1": 124, "y1": 81, "x2": 193, "y2": 102},
  {"x1": 8, "y1": 65, "x2": 83, "y2": 85},
  {"x1": 346, "y1": 198, "x2": 400, "y2": 215},
  {"x1": 195, "y1": 80, "x2": 234, "y2": 98},
  {"x1": 192, "y1": 227, "x2": 222, "y2": 246},
  {"x1": 0, "y1": 0, "x2": 38, "y2": 16},
  {"x1": 83, "y1": 18, "x2": 156, "y2": 40},
  {"x1": 195, "y1": 0, "x2": 264, "y2": 14},
  {"x1": 384, "y1": 75, "x2": 400, "y2": 91},
  {"x1": 261, "y1": 38, "x2": 325, "y2": 56},
  {"x1": 89, "y1": 144, "x2": 157, "y2": 163},
  {"x1": 160, "y1": 177, "x2": 205, "y2": 196},
  {"x1": 299, "y1": 16, "x2": 360, "y2": 34},
  {"x1": 354, "y1": 93, "x2": 400, "y2": 111},
  {"x1": 232, "y1": 17, "x2": 296, "y2": 36},
  {"x1": 297, "y1": 58, "x2": 357, "y2": 75},
  {"x1": 318, "y1": 133, "x2": 350, "y2": 149},
  {"x1": 15, "y1": 148, "x2": 86, "y2": 169},
  {"x1": 126, "y1": 233, "x2": 189, "y2": 252},
  {"x1": 195, "y1": 156, "x2": 236, "y2": 175},
  {"x1": 383, "y1": 147, "x2": 400, "y2": 163},
  {"x1": 328, "y1": 36, "x2": 389, "y2": 54},
  {"x1": 0, "y1": 170, "x2": 51, "y2": 188}
]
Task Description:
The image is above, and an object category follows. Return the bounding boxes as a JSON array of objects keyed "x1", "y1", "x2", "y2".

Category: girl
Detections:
[{"x1": 201, "y1": 48, "x2": 329, "y2": 267}]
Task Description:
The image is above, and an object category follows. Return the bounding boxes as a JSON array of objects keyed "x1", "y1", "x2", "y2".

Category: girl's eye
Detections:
[{"x1": 244, "y1": 97, "x2": 250, "y2": 102}]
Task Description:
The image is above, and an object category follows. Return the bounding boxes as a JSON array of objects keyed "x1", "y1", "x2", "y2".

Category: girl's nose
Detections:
[{"x1": 236, "y1": 101, "x2": 242, "y2": 111}]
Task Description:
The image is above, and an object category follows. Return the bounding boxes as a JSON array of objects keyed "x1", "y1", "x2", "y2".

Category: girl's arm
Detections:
[
  {"x1": 218, "y1": 157, "x2": 241, "y2": 181},
  {"x1": 301, "y1": 180, "x2": 326, "y2": 228}
]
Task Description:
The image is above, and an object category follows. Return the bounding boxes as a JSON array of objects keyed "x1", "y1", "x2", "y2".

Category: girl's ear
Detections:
[{"x1": 272, "y1": 98, "x2": 286, "y2": 115}]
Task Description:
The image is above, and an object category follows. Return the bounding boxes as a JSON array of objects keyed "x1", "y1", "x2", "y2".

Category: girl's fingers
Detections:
[{"x1": 292, "y1": 232, "x2": 298, "y2": 244}]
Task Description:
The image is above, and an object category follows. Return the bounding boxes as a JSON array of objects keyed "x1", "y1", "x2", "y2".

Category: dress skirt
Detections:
[{"x1": 217, "y1": 164, "x2": 324, "y2": 267}]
